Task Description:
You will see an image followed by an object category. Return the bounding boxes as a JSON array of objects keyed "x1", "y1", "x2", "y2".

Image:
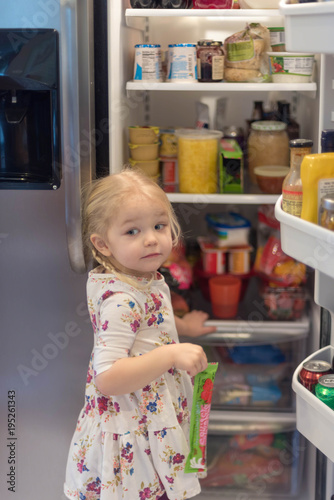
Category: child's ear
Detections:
[{"x1": 90, "y1": 234, "x2": 112, "y2": 257}]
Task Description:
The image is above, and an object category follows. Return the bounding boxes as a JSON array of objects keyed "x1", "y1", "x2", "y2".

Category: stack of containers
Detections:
[
  {"x1": 128, "y1": 126, "x2": 160, "y2": 181},
  {"x1": 195, "y1": 213, "x2": 253, "y2": 303}
]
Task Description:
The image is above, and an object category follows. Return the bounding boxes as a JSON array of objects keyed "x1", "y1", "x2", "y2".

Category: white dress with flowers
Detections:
[{"x1": 64, "y1": 267, "x2": 201, "y2": 500}]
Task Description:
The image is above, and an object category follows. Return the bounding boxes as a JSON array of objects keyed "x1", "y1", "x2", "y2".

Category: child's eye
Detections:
[
  {"x1": 126, "y1": 228, "x2": 139, "y2": 235},
  {"x1": 155, "y1": 223, "x2": 165, "y2": 231}
]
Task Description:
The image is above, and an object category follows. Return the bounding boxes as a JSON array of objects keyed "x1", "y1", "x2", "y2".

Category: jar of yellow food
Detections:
[
  {"x1": 247, "y1": 121, "x2": 289, "y2": 185},
  {"x1": 175, "y1": 129, "x2": 222, "y2": 193}
]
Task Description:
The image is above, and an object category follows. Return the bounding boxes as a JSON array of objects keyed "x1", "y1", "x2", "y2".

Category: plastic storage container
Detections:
[
  {"x1": 205, "y1": 212, "x2": 251, "y2": 247},
  {"x1": 175, "y1": 128, "x2": 222, "y2": 194},
  {"x1": 261, "y1": 285, "x2": 307, "y2": 320}
]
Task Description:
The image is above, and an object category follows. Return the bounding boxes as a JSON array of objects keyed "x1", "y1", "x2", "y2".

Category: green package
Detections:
[
  {"x1": 185, "y1": 363, "x2": 218, "y2": 476},
  {"x1": 219, "y1": 138, "x2": 244, "y2": 194}
]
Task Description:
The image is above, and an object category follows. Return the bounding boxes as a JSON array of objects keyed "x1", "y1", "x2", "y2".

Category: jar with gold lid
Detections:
[
  {"x1": 247, "y1": 121, "x2": 289, "y2": 185},
  {"x1": 196, "y1": 40, "x2": 224, "y2": 82},
  {"x1": 320, "y1": 193, "x2": 334, "y2": 230}
]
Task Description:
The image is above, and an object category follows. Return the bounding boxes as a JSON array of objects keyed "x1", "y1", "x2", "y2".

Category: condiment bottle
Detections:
[
  {"x1": 277, "y1": 101, "x2": 300, "y2": 140},
  {"x1": 300, "y1": 153, "x2": 334, "y2": 223},
  {"x1": 282, "y1": 139, "x2": 313, "y2": 217}
]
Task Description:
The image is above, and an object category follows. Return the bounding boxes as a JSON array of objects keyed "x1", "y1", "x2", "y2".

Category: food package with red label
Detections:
[{"x1": 185, "y1": 363, "x2": 218, "y2": 477}]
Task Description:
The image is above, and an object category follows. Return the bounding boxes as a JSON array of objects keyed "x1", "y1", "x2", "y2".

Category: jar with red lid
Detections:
[{"x1": 196, "y1": 40, "x2": 224, "y2": 82}]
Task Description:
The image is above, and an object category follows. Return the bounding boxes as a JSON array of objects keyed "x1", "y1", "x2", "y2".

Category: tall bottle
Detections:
[
  {"x1": 282, "y1": 139, "x2": 313, "y2": 217},
  {"x1": 321, "y1": 129, "x2": 334, "y2": 153},
  {"x1": 277, "y1": 101, "x2": 300, "y2": 140}
]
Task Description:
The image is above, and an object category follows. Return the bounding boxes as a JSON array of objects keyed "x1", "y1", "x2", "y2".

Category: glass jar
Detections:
[
  {"x1": 320, "y1": 193, "x2": 334, "y2": 230},
  {"x1": 247, "y1": 121, "x2": 289, "y2": 185},
  {"x1": 196, "y1": 40, "x2": 224, "y2": 82}
]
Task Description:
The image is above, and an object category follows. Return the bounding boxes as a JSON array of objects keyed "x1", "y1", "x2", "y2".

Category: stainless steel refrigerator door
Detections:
[{"x1": 61, "y1": 0, "x2": 95, "y2": 273}]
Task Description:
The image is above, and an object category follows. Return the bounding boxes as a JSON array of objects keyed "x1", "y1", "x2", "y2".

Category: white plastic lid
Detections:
[{"x1": 175, "y1": 128, "x2": 223, "y2": 141}]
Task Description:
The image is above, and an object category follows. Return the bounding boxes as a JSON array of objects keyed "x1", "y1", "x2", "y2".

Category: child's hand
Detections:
[
  {"x1": 171, "y1": 343, "x2": 208, "y2": 377},
  {"x1": 176, "y1": 310, "x2": 217, "y2": 338}
]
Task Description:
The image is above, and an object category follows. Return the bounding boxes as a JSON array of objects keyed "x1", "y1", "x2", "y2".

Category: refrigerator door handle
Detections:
[{"x1": 61, "y1": 0, "x2": 96, "y2": 273}]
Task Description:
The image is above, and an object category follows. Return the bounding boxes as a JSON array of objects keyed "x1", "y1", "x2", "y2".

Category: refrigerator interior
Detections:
[{"x1": 108, "y1": 1, "x2": 325, "y2": 499}]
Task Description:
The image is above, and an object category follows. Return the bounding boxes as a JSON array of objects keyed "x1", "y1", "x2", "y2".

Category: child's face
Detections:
[{"x1": 95, "y1": 194, "x2": 173, "y2": 278}]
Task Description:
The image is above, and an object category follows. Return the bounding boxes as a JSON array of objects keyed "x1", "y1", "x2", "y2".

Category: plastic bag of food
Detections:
[
  {"x1": 224, "y1": 23, "x2": 271, "y2": 83},
  {"x1": 185, "y1": 363, "x2": 218, "y2": 477}
]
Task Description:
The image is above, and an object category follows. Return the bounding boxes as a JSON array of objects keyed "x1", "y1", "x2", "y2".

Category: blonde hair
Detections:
[{"x1": 82, "y1": 168, "x2": 181, "y2": 287}]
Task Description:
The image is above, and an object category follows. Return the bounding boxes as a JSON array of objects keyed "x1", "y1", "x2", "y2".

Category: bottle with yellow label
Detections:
[
  {"x1": 300, "y1": 153, "x2": 334, "y2": 224},
  {"x1": 282, "y1": 139, "x2": 313, "y2": 217}
]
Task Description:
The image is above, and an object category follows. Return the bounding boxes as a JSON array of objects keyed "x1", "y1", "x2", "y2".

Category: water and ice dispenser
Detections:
[{"x1": 0, "y1": 29, "x2": 60, "y2": 189}]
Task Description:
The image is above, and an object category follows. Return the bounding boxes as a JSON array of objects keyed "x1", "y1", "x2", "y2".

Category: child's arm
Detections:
[
  {"x1": 95, "y1": 342, "x2": 207, "y2": 397},
  {"x1": 175, "y1": 310, "x2": 217, "y2": 338}
]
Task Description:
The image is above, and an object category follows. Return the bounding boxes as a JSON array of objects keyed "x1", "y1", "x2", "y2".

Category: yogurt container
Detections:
[
  {"x1": 167, "y1": 44, "x2": 197, "y2": 82},
  {"x1": 133, "y1": 44, "x2": 162, "y2": 82},
  {"x1": 205, "y1": 212, "x2": 251, "y2": 247}
]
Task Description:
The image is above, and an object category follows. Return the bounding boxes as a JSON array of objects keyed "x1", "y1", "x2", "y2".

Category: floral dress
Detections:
[{"x1": 64, "y1": 267, "x2": 201, "y2": 500}]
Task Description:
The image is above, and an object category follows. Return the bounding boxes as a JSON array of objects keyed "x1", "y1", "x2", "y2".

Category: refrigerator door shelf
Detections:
[
  {"x1": 292, "y1": 345, "x2": 334, "y2": 463},
  {"x1": 279, "y1": 0, "x2": 334, "y2": 54},
  {"x1": 275, "y1": 196, "x2": 334, "y2": 281}
]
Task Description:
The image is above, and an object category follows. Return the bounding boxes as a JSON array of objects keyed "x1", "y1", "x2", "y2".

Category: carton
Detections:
[{"x1": 219, "y1": 138, "x2": 244, "y2": 193}]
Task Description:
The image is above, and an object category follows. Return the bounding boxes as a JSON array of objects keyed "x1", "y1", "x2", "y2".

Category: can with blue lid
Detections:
[
  {"x1": 167, "y1": 43, "x2": 197, "y2": 82},
  {"x1": 133, "y1": 44, "x2": 162, "y2": 82}
]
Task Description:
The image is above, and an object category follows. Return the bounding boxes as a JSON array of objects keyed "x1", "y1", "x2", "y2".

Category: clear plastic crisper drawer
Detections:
[
  {"x1": 204, "y1": 334, "x2": 307, "y2": 412},
  {"x1": 279, "y1": 0, "x2": 334, "y2": 54},
  {"x1": 201, "y1": 423, "x2": 305, "y2": 497},
  {"x1": 292, "y1": 345, "x2": 334, "y2": 463}
]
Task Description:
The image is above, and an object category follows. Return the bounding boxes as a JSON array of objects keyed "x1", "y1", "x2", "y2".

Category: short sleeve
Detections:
[{"x1": 93, "y1": 291, "x2": 142, "y2": 376}]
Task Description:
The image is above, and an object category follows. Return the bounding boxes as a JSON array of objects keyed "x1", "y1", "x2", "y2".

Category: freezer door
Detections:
[{"x1": 61, "y1": 0, "x2": 95, "y2": 273}]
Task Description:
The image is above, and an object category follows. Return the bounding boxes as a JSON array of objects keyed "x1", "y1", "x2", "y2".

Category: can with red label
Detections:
[{"x1": 299, "y1": 360, "x2": 333, "y2": 393}]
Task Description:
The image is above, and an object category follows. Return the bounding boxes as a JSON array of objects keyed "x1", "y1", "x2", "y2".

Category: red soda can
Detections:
[{"x1": 299, "y1": 360, "x2": 333, "y2": 393}]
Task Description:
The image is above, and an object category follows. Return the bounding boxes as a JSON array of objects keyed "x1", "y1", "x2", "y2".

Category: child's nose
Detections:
[{"x1": 144, "y1": 230, "x2": 158, "y2": 246}]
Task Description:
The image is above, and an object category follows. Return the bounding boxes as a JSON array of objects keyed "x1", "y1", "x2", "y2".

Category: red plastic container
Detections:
[
  {"x1": 193, "y1": 0, "x2": 233, "y2": 8},
  {"x1": 209, "y1": 275, "x2": 241, "y2": 319}
]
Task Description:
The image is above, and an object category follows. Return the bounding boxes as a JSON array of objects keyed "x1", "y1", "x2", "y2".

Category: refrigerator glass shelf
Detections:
[
  {"x1": 275, "y1": 195, "x2": 334, "y2": 280},
  {"x1": 126, "y1": 81, "x2": 317, "y2": 93},
  {"x1": 208, "y1": 409, "x2": 297, "y2": 434},
  {"x1": 167, "y1": 192, "x2": 280, "y2": 204},
  {"x1": 280, "y1": 0, "x2": 334, "y2": 54},
  {"x1": 125, "y1": 8, "x2": 282, "y2": 24},
  {"x1": 292, "y1": 345, "x2": 334, "y2": 463}
]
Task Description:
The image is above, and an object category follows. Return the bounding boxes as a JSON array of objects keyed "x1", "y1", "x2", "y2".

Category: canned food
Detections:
[
  {"x1": 167, "y1": 44, "x2": 197, "y2": 82},
  {"x1": 299, "y1": 360, "x2": 333, "y2": 393},
  {"x1": 133, "y1": 44, "x2": 162, "y2": 82},
  {"x1": 160, "y1": 129, "x2": 178, "y2": 157},
  {"x1": 315, "y1": 374, "x2": 334, "y2": 410},
  {"x1": 228, "y1": 245, "x2": 252, "y2": 275},
  {"x1": 268, "y1": 27, "x2": 285, "y2": 52},
  {"x1": 160, "y1": 156, "x2": 178, "y2": 185}
]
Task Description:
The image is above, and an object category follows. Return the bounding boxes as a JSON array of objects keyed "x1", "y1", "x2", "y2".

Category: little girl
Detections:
[{"x1": 64, "y1": 169, "x2": 216, "y2": 500}]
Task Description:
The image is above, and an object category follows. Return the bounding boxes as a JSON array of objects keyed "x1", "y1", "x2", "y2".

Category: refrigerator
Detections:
[{"x1": 0, "y1": 1, "x2": 333, "y2": 500}]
